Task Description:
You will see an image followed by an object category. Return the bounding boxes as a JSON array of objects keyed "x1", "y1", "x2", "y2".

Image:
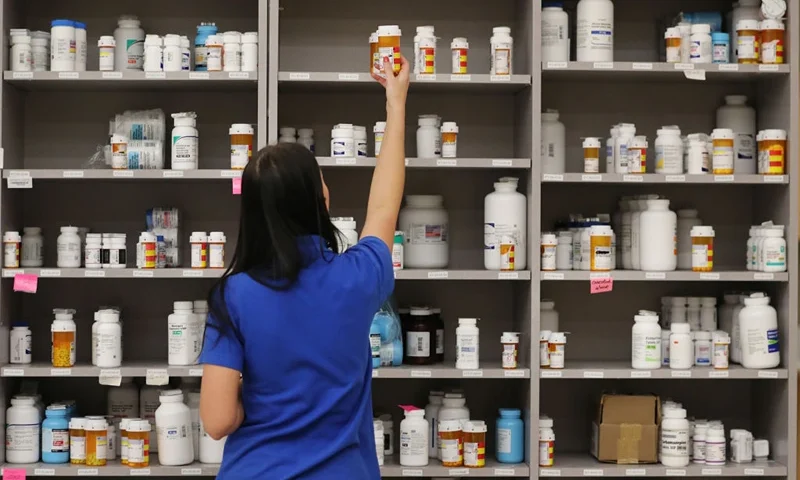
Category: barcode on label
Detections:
[
  {"x1": 220, "y1": 170, "x2": 242, "y2": 177},
  {"x1": 415, "y1": 74, "x2": 436, "y2": 81},
  {"x1": 714, "y1": 175, "x2": 734, "y2": 182},
  {"x1": 335, "y1": 157, "x2": 356, "y2": 165},
  {"x1": 718, "y1": 64, "x2": 739, "y2": 71},
  {"x1": 450, "y1": 74, "x2": 471, "y2": 81},
  {"x1": 632, "y1": 63, "x2": 653, "y2": 70},
  {"x1": 163, "y1": 170, "x2": 184, "y2": 177},
  {"x1": 490, "y1": 75, "x2": 511, "y2": 82},
  {"x1": 58, "y1": 71, "x2": 79, "y2": 79},
  {"x1": 228, "y1": 72, "x2": 250, "y2": 79},
  {"x1": 12, "y1": 72, "x2": 33, "y2": 79},
  {"x1": 674, "y1": 63, "x2": 694, "y2": 70},
  {"x1": 763, "y1": 175, "x2": 785, "y2": 183},
  {"x1": 623, "y1": 175, "x2": 643, "y2": 182},
  {"x1": 545, "y1": 62, "x2": 568, "y2": 69},
  {"x1": 593, "y1": 62, "x2": 613, "y2": 69},
  {"x1": 758, "y1": 64, "x2": 779, "y2": 71}
]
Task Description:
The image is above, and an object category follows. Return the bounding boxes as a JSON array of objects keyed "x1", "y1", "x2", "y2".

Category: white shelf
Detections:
[
  {"x1": 318, "y1": 157, "x2": 531, "y2": 169},
  {"x1": 278, "y1": 71, "x2": 531, "y2": 92},
  {"x1": 380, "y1": 456, "x2": 529, "y2": 477},
  {"x1": 542, "y1": 173, "x2": 788, "y2": 184},
  {"x1": 3, "y1": 169, "x2": 242, "y2": 182},
  {"x1": 0, "y1": 458, "x2": 221, "y2": 476},
  {"x1": 0, "y1": 363, "x2": 204, "y2": 378},
  {"x1": 373, "y1": 363, "x2": 530, "y2": 379},
  {"x1": 541, "y1": 61, "x2": 790, "y2": 81},
  {"x1": 539, "y1": 361, "x2": 787, "y2": 380},
  {"x1": 540, "y1": 270, "x2": 787, "y2": 282},
  {"x1": 3, "y1": 70, "x2": 256, "y2": 91}
]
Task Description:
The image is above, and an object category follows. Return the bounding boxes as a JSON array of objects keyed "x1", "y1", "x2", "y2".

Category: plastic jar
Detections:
[
  {"x1": 374, "y1": 122, "x2": 386, "y2": 157},
  {"x1": 205, "y1": 34, "x2": 223, "y2": 72},
  {"x1": 759, "y1": 129, "x2": 786, "y2": 175},
  {"x1": 138, "y1": 232, "x2": 157, "y2": 269},
  {"x1": 691, "y1": 226, "x2": 715, "y2": 272},
  {"x1": 760, "y1": 19, "x2": 784, "y2": 64},
  {"x1": 377, "y1": 25, "x2": 402, "y2": 76},
  {"x1": 52, "y1": 309, "x2": 76, "y2": 367},
  {"x1": 548, "y1": 332, "x2": 567, "y2": 368},
  {"x1": 171, "y1": 112, "x2": 199, "y2": 170},
  {"x1": 30, "y1": 32, "x2": 49, "y2": 71},
  {"x1": 576, "y1": 0, "x2": 613, "y2": 62},
  {"x1": 542, "y1": 110, "x2": 566, "y2": 174},
  {"x1": 110, "y1": 234, "x2": 127, "y2": 268},
  {"x1": 127, "y1": 420, "x2": 151, "y2": 467},
  {"x1": 484, "y1": 177, "x2": 527, "y2": 270},
  {"x1": 50, "y1": 19, "x2": 75, "y2": 72},
  {"x1": 501, "y1": 332, "x2": 520, "y2": 369},
  {"x1": 640, "y1": 199, "x2": 677, "y2": 271},
  {"x1": 655, "y1": 127, "x2": 684, "y2": 174},
  {"x1": 94, "y1": 310, "x2": 122, "y2": 368},
  {"x1": 6, "y1": 397, "x2": 41, "y2": 463},
  {"x1": 57, "y1": 226, "x2": 81, "y2": 268},
  {"x1": 229, "y1": 123, "x2": 254, "y2": 169},
  {"x1": 739, "y1": 293, "x2": 779, "y2": 369},
  {"x1": 661, "y1": 408, "x2": 690, "y2": 467},
  {"x1": 463, "y1": 421, "x2": 486, "y2": 468},
  {"x1": 690, "y1": 24, "x2": 712, "y2": 63},
  {"x1": 705, "y1": 425, "x2": 726, "y2": 465},
  {"x1": 665, "y1": 28, "x2": 681, "y2": 63},
  {"x1": 369, "y1": 31, "x2": 378, "y2": 73},
  {"x1": 143, "y1": 34, "x2": 163, "y2": 72},
  {"x1": 190, "y1": 232, "x2": 208, "y2": 269},
  {"x1": 85, "y1": 418, "x2": 108, "y2": 466},
  {"x1": 10, "y1": 34, "x2": 32, "y2": 72},
  {"x1": 241, "y1": 31, "x2": 258, "y2": 71},
  {"x1": 163, "y1": 34, "x2": 182, "y2": 72},
  {"x1": 614, "y1": 123, "x2": 636, "y2": 174},
  {"x1": 456, "y1": 318, "x2": 480, "y2": 369},
  {"x1": 3, "y1": 231, "x2": 21, "y2": 268},
  {"x1": 417, "y1": 115, "x2": 440, "y2": 158},
  {"x1": 589, "y1": 225, "x2": 612, "y2": 271},
  {"x1": 540, "y1": 232, "x2": 557, "y2": 271},
  {"x1": 10, "y1": 323, "x2": 31, "y2": 364},
  {"x1": 298, "y1": 128, "x2": 315, "y2": 152},
  {"x1": 711, "y1": 32, "x2": 730, "y2": 63},
  {"x1": 736, "y1": 20, "x2": 760, "y2": 64},
  {"x1": 441, "y1": 122, "x2": 458, "y2": 158},
  {"x1": 711, "y1": 128, "x2": 734, "y2": 174},
  {"x1": 169, "y1": 301, "x2": 202, "y2": 366},
  {"x1": 632, "y1": 310, "x2": 662, "y2": 369},
  {"x1": 400, "y1": 411, "x2": 429, "y2": 468},
  {"x1": 404, "y1": 307, "x2": 436, "y2": 365},
  {"x1": 68, "y1": 417, "x2": 87, "y2": 464},
  {"x1": 539, "y1": 416, "x2": 555, "y2": 467},
  {"x1": 42, "y1": 405, "x2": 70, "y2": 464},
  {"x1": 95, "y1": 36, "x2": 116, "y2": 72},
  {"x1": 542, "y1": 5, "x2": 569, "y2": 62},
  {"x1": 669, "y1": 323, "x2": 693, "y2": 369},
  {"x1": 583, "y1": 137, "x2": 601, "y2": 173},
  {"x1": 156, "y1": 390, "x2": 194, "y2": 466},
  {"x1": 331, "y1": 124, "x2": 355, "y2": 157},
  {"x1": 208, "y1": 231, "x2": 226, "y2": 268},
  {"x1": 400, "y1": 195, "x2": 449, "y2": 268},
  {"x1": 115, "y1": 15, "x2": 145, "y2": 70},
  {"x1": 223, "y1": 32, "x2": 242, "y2": 72},
  {"x1": 490, "y1": 26, "x2": 513, "y2": 75},
  {"x1": 451, "y1": 37, "x2": 469, "y2": 74},
  {"x1": 496, "y1": 409, "x2": 524, "y2": 463}
]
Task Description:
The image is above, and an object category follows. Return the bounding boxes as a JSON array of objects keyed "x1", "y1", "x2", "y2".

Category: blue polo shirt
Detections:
[{"x1": 199, "y1": 235, "x2": 393, "y2": 479}]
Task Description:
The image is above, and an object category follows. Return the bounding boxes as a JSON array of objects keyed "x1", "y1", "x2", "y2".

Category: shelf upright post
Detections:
[
  {"x1": 267, "y1": 0, "x2": 280, "y2": 144},
  {"x1": 259, "y1": 0, "x2": 270, "y2": 149}
]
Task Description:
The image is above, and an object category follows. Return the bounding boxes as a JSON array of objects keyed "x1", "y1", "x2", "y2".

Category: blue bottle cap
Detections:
[
  {"x1": 157, "y1": 235, "x2": 165, "y2": 241},
  {"x1": 711, "y1": 32, "x2": 729, "y2": 41},
  {"x1": 543, "y1": 1, "x2": 564, "y2": 7},
  {"x1": 73, "y1": 21, "x2": 86, "y2": 30},
  {"x1": 51, "y1": 19, "x2": 75, "y2": 27},
  {"x1": 11, "y1": 322, "x2": 29, "y2": 327},
  {"x1": 499, "y1": 408, "x2": 522, "y2": 417}
]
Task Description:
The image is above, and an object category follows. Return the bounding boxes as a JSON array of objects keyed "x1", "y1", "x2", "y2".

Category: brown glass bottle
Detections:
[{"x1": 404, "y1": 307, "x2": 436, "y2": 365}]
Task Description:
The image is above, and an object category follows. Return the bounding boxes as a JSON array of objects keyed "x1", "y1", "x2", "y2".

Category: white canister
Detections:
[{"x1": 400, "y1": 195, "x2": 449, "y2": 269}]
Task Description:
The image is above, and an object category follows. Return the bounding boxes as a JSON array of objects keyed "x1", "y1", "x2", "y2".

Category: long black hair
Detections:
[{"x1": 206, "y1": 143, "x2": 340, "y2": 344}]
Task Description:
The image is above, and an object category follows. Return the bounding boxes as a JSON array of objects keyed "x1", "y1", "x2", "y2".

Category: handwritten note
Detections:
[
  {"x1": 3, "y1": 468, "x2": 26, "y2": 480},
  {"x1": 232, "y1": 177, "x2": 242, "y2": 195},
  {"x1": 13, "y1": 273, "x2": 38, "y2": 293},
  {"x1": 590, "y1": 277, "x2": 613, "y2": 294}
]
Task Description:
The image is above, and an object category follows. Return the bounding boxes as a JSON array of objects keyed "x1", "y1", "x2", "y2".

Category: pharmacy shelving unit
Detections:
[{"x1": 534, "y1": 1, "x2": 799, "y2": 480}]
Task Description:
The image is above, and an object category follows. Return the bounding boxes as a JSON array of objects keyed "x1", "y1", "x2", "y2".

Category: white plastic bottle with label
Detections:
[
  {"x1": 606, "y1": 125, "x2": 619, "y2": 173},
  {"x1": 655, "y1": 127, "x2": 684, "y2": 174},
  {"x1": 94, "y1": 310, "x2": 122, "y2": 368},
  {"x1": 10, "y1": 323, "x2": 32, "y2": 364},
  {"x1": 704, "y1": 424, "x2": 726, "y2": 466},
  {"x1": 542, "y1": 5, "x2": 569, "y2": 62},
  {"x1": 399, "y1": 195, "x2": 449, "y2": 269},
  {"x1": 630, "y1": 195, "x2": 654, "y2": 270},
  {"x1": 760, "y1": 226, "x2": 786, "y2": 272},
  {"x1": 57, "y1": 226, "x2": 81, "y2": 268},
  {"x1": 171, "y1": 112, "x2": 199, "y2": 170},
  {"x1": 661, "y1": 408, "x2": 690, "y2": 467},
  {"x1": 576, "y1": 0, "x2": 614, "y2": 62},
  {"x1": 168, "y1": 301, "x2": 202, "y2": 366},
  {"x1": 417, "y1": 115, "x2": 440, "y2": 158},
  {"x1": 669, "y1": 323, "x2": 693, "y2": 369},
  {"x1": 614, "y1": 123, "x2": 635, "y2": 174},
  {"x1": 114, "y1": 15, "x2": 145, "y2": 71},
  {"x1": 676, "y1": 209, "x2": 701, "y2": 270},
  {"x1": 632, "y1": 310, "x2": 662, "y2": 369},
  {"x1": 455, "y1": 318, "x2": 479, "y2": 370},
  {"x1": 413, "y1": 26, "x2": 435, "y2": 74},
  {"x1": 20, "y1": 227, "x2": 42, "y2": 267},
  {"x1": 424, "y1": 392, "x2": 444, "y2": 458},
  {"x1": 484, "y1": 177, "x2": 527, "y2": 270},
  {"x1": 490, "y1": 27, "x2": 513, "y2": 75},
  {"x1": 689, "y1": 24, "x2": 712, "y2": 63},
  {"x1": 538, "y1": 416, "x2": 555, "y2": 467},
  {"x1": 639, "y1": 198, "x2": 677, "y2": 271},
  {"x1": 399, "y1": 409, "x2": 429, "y2": 467},
  {"x1": 6, "y1": 396, "x2": 41, "y2": 463},
  {"x1": 155, "y1": 390, "x2": 194, "y2": 466},
  {"x1": 541, "y1": 110, "x2": 565, "y2": 174},
  {"x1": 716, "y1": 95, "x2": 756, "y2": 174},
  {"x1": 739, "y1": 293, "x2": 780, "y2": 369},
  {"x1": 199, "y1": 418, "x2": 226, "y2": 464}
]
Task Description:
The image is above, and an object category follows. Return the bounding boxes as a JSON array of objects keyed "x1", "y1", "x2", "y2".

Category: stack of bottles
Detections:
[
  {"x1": 746, "y1": 222, "x2": 787, "y2": 272},
  {"x1": 146, "y1": 207, "x2": 181, "y2": 267},
  {"x1": 542, "y1": 212, "x2": 616, "y2": 272},
  {"x1": 277, "y1": 127, "x2": 315, "y2": 152}
]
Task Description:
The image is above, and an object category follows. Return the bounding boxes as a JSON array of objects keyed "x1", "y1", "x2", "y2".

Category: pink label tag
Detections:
[
  {"x1": 232, "y1": 177, "x2": 242, "y2": 195},
  {"x1": 398, "y1": 404, "x2": 421, "y2": 412},
  {"x1": 13, "y1": 273, "x2": 38, "y2": 293},
  {"x1": 590, "y1": 277, "x2": 613, "y2": 294},
  {"x1": 3, "y1": 468, "x2": 26, "y2": 480}
]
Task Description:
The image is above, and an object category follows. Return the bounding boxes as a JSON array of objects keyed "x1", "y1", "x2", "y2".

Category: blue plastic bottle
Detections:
[
  {"x1": 194, "y1": 23, "x2": 218, "y2": 71},
  {"x1": 41, "y1": 405, "x2": 70, "y2": 463},
  {"x1": 370, "y1": 323, "x2": 381, "y2": 369},
  {"x1": 496, "y1": 408, "x2": 524, "y2": 463}
]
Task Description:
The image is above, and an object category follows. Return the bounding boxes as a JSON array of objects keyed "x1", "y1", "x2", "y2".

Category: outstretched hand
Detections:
[{"x1": 372, "y1": 55, "x2": 410, "y2": 110}]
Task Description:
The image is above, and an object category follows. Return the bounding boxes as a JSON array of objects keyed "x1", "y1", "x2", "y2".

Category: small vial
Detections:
[
  {"x1": 190, "y1": 232, "x2": 208, "y2": 269},
  {"x1": 3, "y1": 231, "x2": 21, "y2": 268},
  {"x1": 547, "y1": 332, "x2": 566, "y2": 369},
  {"x1": 665, "y1": 27, "x2": 681, "y2": 63},
  {"x1": 582, "y1": 137, "x2": 601, "y2": 173},
  {"x1": 440, "y1": 122, "x2": 458, "y2": 158}
]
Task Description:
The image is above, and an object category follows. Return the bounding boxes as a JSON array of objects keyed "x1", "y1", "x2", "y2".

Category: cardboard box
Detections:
[{"x1": 590, "y1": 394, "x2": 660, "y2": 464}]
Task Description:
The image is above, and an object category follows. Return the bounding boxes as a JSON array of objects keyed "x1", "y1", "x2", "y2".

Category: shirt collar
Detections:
[{"x1": 297, "y1": 235, "x2": 332, "y2": 262}]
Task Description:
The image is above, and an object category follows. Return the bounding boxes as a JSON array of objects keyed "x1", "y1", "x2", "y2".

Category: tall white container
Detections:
[
  {"x1": 424, "y1": 392, "x2": 444, "y2": 458},
  {"x1": 541, "y1": 111, "x2": 566, "y2": 174},
  {"x1": 399, "y1": 409, "x2": 429, "y2": 466},
  {"x1": 731, "y1": 0, "x2": 761, "y2": 61},
  {"x1": 107, "y1": 378, "x2": 139, "y2": 425},
  {"x1": 399, "y1": 195, "x2": 449, "y2": 269},
  {"x1": 716, "y1": 95, "x2": 756, "y2": 174},
  {"x1": 484, "y1": 177, "x2": 527, "y2": 270},
  {"x1": 639, "y1": 199, "x2": 677, "y2": 271},
  {"x1": 155, "y1": 390, "x2": 194, "y2": 466},
  {"x1": 576, "y1": 0, "x2": 614, "y2": 61},
  {"x1": 661, "y1": 408, "x2": 690, "y2": 467},
  {"x1": 114, "y1": 15, "x2": 145, "y2": 71},
  {"x1": 676, "y1": 209, "x2": 701, "y2": 270},
  {"x1": 739, "y1": 293, "x2": 780, "y2": 369},
  {"x1": 140, "y1": 385, "x2": 160, "y2": 452},
  {"x1": 6, "y1": 397, "x2": 41, "y2": 463},
  {"x1": 417, "y1": 115, "x2": 440, "y2": 158},
  {"x1": 542, "y1": 5, "x2": 569, "y2": 62},
  {"x1": 168, "y1": 301, "x2": 202, "y2": 366},
  {"x1": 632, "y1": 310, "x2": 662, "y2": 369},
  {"x1": 93, "y1": 310, "x2": 122, "y2": 368}
]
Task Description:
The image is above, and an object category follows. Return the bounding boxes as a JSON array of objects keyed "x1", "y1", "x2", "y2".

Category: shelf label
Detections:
[
  {"x1": 630, "y1": 371, "x2": 651, "y2": 378},
  {"x1": 493, "y1": 468, "x2": 516, "y2": 476},
  {"x1": 701, "y1": 468, "x2": 722, "y2": 475},
  {"x1": 674, "y1": 63, "x2": 694, "y2": 70},
  {"x1": 763, "y1": 175, "x2": 785, "y2": 183},
  {"x1": 753, "y1": 273, "x2": 774, "y2": 280},
  {"x1": 744, "y1": 468, "x2": 764, "y2": 475},
  {"x1": 228, "y1": 72, "x2": 250, "y2": 79},
  {"x1": 436, "y1": 159, "x2": 457, "y2": 167},
  {"x1": 540, "y1": 469, "x2": 561, "y2": 476},
  {"x1": 146, "y1": 368, "x2": 169, "y2": 386},
  {"x1": 632, "y1": 63, "x2": 653, "y2": 70},
  {"x1": 12, "y1": 72, "x2": 33, "y2": 79},
  {"x1": 490, "y1": 75, "x2": 511, "y2": 82},
  {"x1": 492, "y1": 159, "x2": 513, "y2": 167},
  {"x1": 130, "y1": 468, "x2": 151, "y2": 475},
  {"x1": 99, "y1": 369, "x2": 122, "y2": 386},
  {"x1": 448, "y1": 468, "x2": 469, "y2": 475},
  {"x1": 372, "y1": 369, "x2": 378, "y2": 378},
  {"x1": 62, "y1": 170, "x2": 84, "y2": 179},
  {"x1": 113, "y1": 170, "x2": 134, "y2": 177},
  {"x1": 189, "y1": 72, "x2": 210, "y2": 80},
  {"x1": 415, "y1": 74, "x2": 436, "y2": 81},
  {"x1": 626, "y1": 468, "x2": 646, "y2": 476},
  {"x1": 145, "y1": 72, "x2": 166, "y2": 79},
  {"x1": 220, "y1": 170, "x2": 243, "y2": 177},
  {"x1": 504, "y1": 370, "x2": 525, "y2": 377},
  {"x1": 401, "y1": 469, "x2": 423, "y2": 476},
  {"x1": 758, "y1": 64, "x2": 779, "y2": 72},
  {"x1": 335, "y1": 157, "x2": 356, "y2": 166},
  {"x1": 671, "y1": 370, "x2": 692, "y2": 378},
  {"x1": 718, "y1": 64, "x2": 739, "y2": 71},
  {"x1": 132, "y1": 270, "x2": 154, "y2": 278},
  {"x1": 623, "y1": 174, "x2": 644, "y2": 182},
  {"x1": 590, "y1": 277, "x2": 613, "y2": 294},
  {"x1": 582, "y1": 469, "x2": 604, "y2": 476},
  {"x1": 78, "y1": 468, "x2": 99, "y2": 475},
  {"x1": 51, "y1": 368, "x2": 72, "y2": 376},
  {"x1": 102, "y1": 72, "x2": 123, "y2": 79},
  {"x1": 593, "y1": 62, "x2": 613, "y2": 69},
  {"x1": 714, "y1": 175, "x2": 734, "y2": 182},
  {"x1": 7, "y1": 175, "x2": 32, "y2": 189},
  {"x1": 450, "y1": 74, "x2": 472, "y2": 81},
  {"x1": 427, "y1": 271, "x2": 448, "y2": 279},
  {"x1": 181, "y1": 469, "x2": 203, "y2": 475},
  {"x1": 541, "y1": 370, "x2": 562, "y2": 378},
  {"x1": 542, "y1": 272, "x2": 564, "y2": 280},
  {"x1": 699, "y1": 273, "x2": 720, "y2": 280},
  {"x1": 665, "y1": 175, "x2": 686, "y2": 182},
  {"x1": 163, "y1": 170, "x2": 184, "y2": 178},
  {"x1": 581, "y1": 174, "x2": 602, "y2": 182},
  {"x1": 684, "y1": 69, "x2": 706, "y2": 81},
  {"x1": 189, "y1": 368, "x2": 203, "y2": 377},
  {"x1": 545, "y1": 62, "x2": 568, "y2": 69},
  {"x1": 498, "y1": 272, "x2": 519, "y2": 280},
  {"x1": 410, "y1": 370, "x2": 431, "y2": 378},
  {"x1": 543, "y1": 174, "x2": 564, "y2": 181},
  {"x1": 182, "y1": 269, "x2": 204, "y2": 277},
  {"x1": 462, "y1": 369, "x2": 483, "y2": 377},
  {"x1": 645, "y1": 272, "x2": 666, "y2": 279},
  {"x1": 58, "y1": 71, "x2": 79, "y2": 79},
  {"x1": 84, "y1": 270, "x2": 106, "y2": 277},
  {"x1": 289, "y1": 72, "x2": 310, "y2": 80},
  {"x1": 3, "y1": 269, "x2": 22, "y2": 278},
  {"x1": 39, "y1": 269, "x2": 61, "y2": 277},
  {"x1": 583, "y1": 371, "x2": 604, "y2": 378},
  {"x1": 34, "y1": 468, "x2": 56, "y2": 475},
  {"x1": 337, "y1": 73, "x2": 360, "y2": 81},
  {"x1": 757, "y1": 370, "x2": 779, "y2": 378},
  {"x1": 3, "y1": 368, "x2": 24, "y2": 377},
  {"x1": 708, "y1": 370, "x2": 729, "y2": 378},
  {"x1": 665, "y1": 469, "x2": 686, "y2": 476}
]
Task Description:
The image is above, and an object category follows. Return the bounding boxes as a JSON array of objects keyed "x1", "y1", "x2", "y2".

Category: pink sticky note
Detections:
[
  {"x1": 13, "y1": 273, "x2": 38, "y2": 294},
  {"x1": 3, "y1": 468, "x2": 26, "y2": 480},
  {"x1": 232, "y1": 177, "x2": 242, "y2": 195},
  {"x1": 590, "y1": 277, "x2": 613, "y2": 294}
]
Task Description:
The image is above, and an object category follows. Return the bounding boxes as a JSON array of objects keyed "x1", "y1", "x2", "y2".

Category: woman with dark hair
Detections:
[{"x1": 198, "y1": 56, "x2": 410, "y2": 479}]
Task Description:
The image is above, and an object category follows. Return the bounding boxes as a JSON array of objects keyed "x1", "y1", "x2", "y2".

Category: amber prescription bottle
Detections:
[
  {"x1": 736, "y1": 19, "x2": 760, "y2": 64},
  {"x1": 463, "y1": 420, "x2": 487, "y2": 468},
  {"x1": 85, "y1": 417, "x2": 108, "y2": 466},
  {"x1": 451, "y1": 37, "x2": 468, "y2": 74},
  {"x1": 51, "y1": 313, "x2": 76, "y2": 368},
  {"x1": 230, "y1": 123, "x2": 255, "y2": 170},
  {"x1": 539, "y1": 330, "x2": 552, "y2": 368},
  {"x1": 376, "y1": 25, "x2": 402, "y2": 76},
  {"x1": 761, "y1": 129, "x2": 787, "y2": 175},
  {"x1": 582, "y1": 137, "x2": 601, "y2": 173},
  {"x1": 501, "y1": 332, "x2": 520, "y2": 369},
  {"x1": 126, "y1": 420, "x2": 151, "y2": 468},
  {"x1": 405, "y1": 307, "x2": 436, "y2": 365},
  {"x1": 69, "y1": 417, "x2": 87, "y2": 465},
  {"x1": 711, "y1": 128, "x2": 734, "y2": 174},
  {"x1": 438, "y1": 418, "x2": 464, "y2": 467},
  {"x1": 441, "y1": 122, "x2": 458, "y2": 158},
  {"x1": 589, "y1": 225, "x2": 613, "y2": 272},
  {"x1": 369, "y1": 31, "x2": 378, "y2": 73},
  {"x1": 760, "y1": 19, "x2": 784, "y2": 64},
  {"x1": 691, "y1": 226, "x2": 715, "y2": 272}
]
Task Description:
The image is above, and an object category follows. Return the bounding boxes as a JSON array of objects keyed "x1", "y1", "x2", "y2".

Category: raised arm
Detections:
[{"x1": 361, "y1": 55, "x2": 410, "y2": 249}]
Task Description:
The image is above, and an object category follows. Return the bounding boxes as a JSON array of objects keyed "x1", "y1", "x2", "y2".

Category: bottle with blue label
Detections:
[
  {"x1": 42, "y1": 404, "x2": 70, "y2": 463},
  {"x1": 496, "y1": 408, "x2": 524, "y2": 463},
  {"x1": 194, "y1": 22, "x2": 218, "y2": 71}
]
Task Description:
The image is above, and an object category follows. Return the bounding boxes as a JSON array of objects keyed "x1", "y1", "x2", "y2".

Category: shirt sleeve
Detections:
[
  {"x1": 342, "y1": 236, "x2": 395, "y2": 307},
  {"x1": 199, "y1": 311, "x2": 244, "y2": 373}
]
